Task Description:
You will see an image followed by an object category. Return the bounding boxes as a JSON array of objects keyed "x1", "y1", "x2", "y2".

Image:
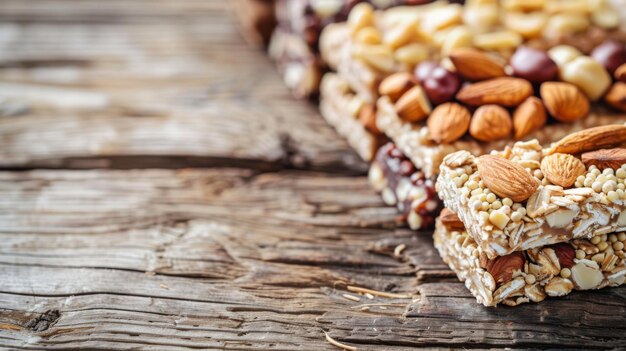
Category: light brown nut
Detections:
[
  {"x1": 427, "y1": 102, "x2": 470, "y2": 144},
  {"x1": 379, "y1": 72, "x2": 417, "y2": 103},
  {"x1": 513, "y1": 97, "x2": 547, "y2": 140},
  {"x1": 581, "y1": 148, "x2": 626, "y2": 170},
  {"x1": 605, "y1": 82, "x2": 626, "y2": 112},
  {"x1": 352, "y1": 44, "x2": 395, "y2": 73},
  {"x1": 456, "y1": 77, "x2": 533, "y2": 107},
  {"x1": 394, "y1": 43, "x2": 429, "y2": 66},
  {"x1": 549, "y1": 125, "x2": 626, "y2": 155},
  {"x1": 469, "y1": 105, "x2": 512, "y2": 142},
  {"x1": 540, "y1": 82, "x2": 589, "y2": 122},
  {"x1": 448, "y1": 48, "x2": 506, "y2": 81},
  {"x1": 548, "y1": 45, "x2": 582, "y2": 68},
  {"x1": 551, "y1": 243, "x2": 575, "y2": 269},
  {"x1": 544, "y1": 277, "x2": 574, "y2": 297},
  {"x1": 348, "y1": 3, "x2": 375, "y2": 34},
  {"x1": 394, "y1": 85, "x2": 432, "y2": 122},
  {"x1": 358, "y1": 103, "x2": 380, "y2": 135},
  {"x1": 571, "y1": 262, "x2": 603, "y2": 289},
  {"x1": 472, "y1": 31, "x2": 522, "y2": 51},
  {"x1": 384, "y1": 22, "x2": 415, "y2": 49},
  {"x1": 545, "y1": 208, "x2": 577, "y2": 229},
  {"x1": 616, "y1": 64, "x2": 626, "y2": 83},
  {"x1": 544, "y1": 13, "x2": 590, "y2": 35},
  {"x1": 504, "y1": 11, "x2": 547, "y2": 39},
  {"x1": 486, "y1": 251, "x2": 525, "y2": 284},
  {"x1": 560, "y1": 56, "x2": 612, "y2": 101},
  {"x1": 440, "y1": 208, "x2": 464, "y2": 231},
  {"x1": 477, "y1": 155, "x2": 539, "y2": 202},
  {"x1": 540, "y1": 153, "x2": 586, "y2": 188},
  {"x1": 354, "y1": 27, "x2": 382, "y2": 45}
]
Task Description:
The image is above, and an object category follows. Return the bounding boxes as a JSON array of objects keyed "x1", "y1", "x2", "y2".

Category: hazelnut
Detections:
[
  {"x1": 591, "y1": 40, "x2": 626, "y2": 75},
  {"x1": 422, "y1": 67, "x2": 461, "y2": 105},
  {"x1": 510, "y1": 46, "x2": 558, "y2": 83}
]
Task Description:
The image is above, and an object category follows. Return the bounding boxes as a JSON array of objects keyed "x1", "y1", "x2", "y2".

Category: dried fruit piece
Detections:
[
  {"x1": 469, "y1": 105, "x2": 512, "y2": 142},
  {"x1": 513, "y1": 97, "x2": 547, "y2": 139},
  {"x1": 379, "y1": 72, "x2": 417, "y2": 102},
  {"x1": 549, "y1": 125, "x2": 626, "y2": 155},
  {"x1": 605, "y1": 82, "x2": 626, "y2": 112},
  {"x1": 422, "y1": 67, "x2": 461, "y2": 105},
  {"x1": 581, "y1": 148, "x2": 626, "y2": 170},
  {"x1": 540, "y1": 153, "x2": 586, "y2": 188},
  {"x1": 540, "y1": 82, "x2": 590, "y2": 122},
  {"x1": 486, "y1": 251, "x2": 525, "y2": 284},
  {"x1": 456, "y1": 77, "x2": 533, "y2": 107},
  {"x1": 427, "y1": 102, "x2": 471, "y2": 144},
  {"x1": 440, "y1": 208, "x2": 464, "y2": 231},
  {"x1": 477, "y1": 155, "x2": 538, "y2": 202},
  {"x1": 509, "y1": 46, "x2": 558, "y2": 83},
  {"x1": 448, "y1": 47, "x2": 506, "y2": 81},
  {"x1": 394, "y1": 85, "x2": 432, "y2": 122}
]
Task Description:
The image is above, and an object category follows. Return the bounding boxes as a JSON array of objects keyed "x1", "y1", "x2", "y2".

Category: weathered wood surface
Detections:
[
  {"x1": 1, "y1": 1, "x2": 625, "y2": 350},
  {"x1": 0, "y1": 0, "x2": 364, "y2": 172}
]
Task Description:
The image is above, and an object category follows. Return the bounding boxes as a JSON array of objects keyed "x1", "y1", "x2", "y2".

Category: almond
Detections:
[
  {"x1": 540, "y1": 153, "x2": 585, "y2": 188},
  {"x1": 549, "y1": 243, "x2": 575, "y2": 269},
  {"x1": 379, "y1": 72, "x2": 417, "y2": 102},
  {"x1": 427, "y1": 102, "x2": 471, "y2": 144},
  {"x1": 477, "y1": 155, "x2": 538, "y2": 202},
  {"x1": 469, "y1": 105, "x2": 512, "y2": 142},
  {"x1": 581, "y1": 148, "x2": 626, "y2": 170},
  {"x1": 616, "y1": 63, "x2": 626, "y2": 83},
  {"x1": 549, "y1": 125, "x2": 626, "y2": 155},
  {"x1": 358, "y1": 103, "x2": 380, "y2": 134},
  {"x1": 448, "y1": 48, "x2": 506, "y2": 81},
  {"x1": 455, "y1": 77, "x2": 533, "y2": 107},
  {"x1": 486, "y1": 251, "x2": 525, "y2": 284},
  {"x1": 605, "y1": 82, "x2": 626, "y2": 112},
  {"x1": 440, "y1": 208, "x2": 464, "y2": 231},
  {"x1": 540, "y1": 81, "x2": 589, "y2": 122},
  {"x1": 513, "y1": 96, "x2": 547, "y2": 140},
  {"x1": 394, "y1": 85, "x2": 432, "y2": 122}
]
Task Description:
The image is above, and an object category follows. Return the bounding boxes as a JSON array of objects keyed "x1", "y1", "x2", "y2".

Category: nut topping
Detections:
[
  {"x1": 581, "y1": 148, "x2": 626, "y2": 170},
  {"x1": 540, "y1": 153, "x2": 586, "y2": 188},
  {"x1": 605, "y1": 82, "x2": 626, "y2": 112},
  {"x1": 469, "y1": 105, "x2": 512, "y2": 142},
  {"x1": 486, "y1": 251, "x2": 525, "y2": 284},
  {"x1": 448, "y1": 47, "x2": 506, "y2": 81},
  {"x1": 512, "y1": 97, "x2": 547, "y2": 140},
  {"x1": 616, "y1": 63, "x2": 626, "y2": 83},
  {"x1": 440, "y1": 208, "x2": 464, "y2": 231},
  {"x1": 540, "y1": 82, "x2": 590, "y2": 122},
  {"x1": 550, "y1": 243, "x2": 575, "y2": 269},
  {"x1": 571, "y1": 262, "x2": 603, "y2": 289},
  {"x1": 477, "y1": 155, "x2": 538, "y2": 202},
  {"x1": 379, "y1": 72, "x2": 417, "y2": 103},
  {"x1": 427, "y1": 102, "x2": 470, "y2": 144},
  {"x1": 549, "y1": 125, "x2": 626, "y2": 155},
  {"x1": 394, "y1": 85, "x2": 432, "y2": 122},
  {"x1": 456, "y1": 77, "x2": 533, "y2": 107}
]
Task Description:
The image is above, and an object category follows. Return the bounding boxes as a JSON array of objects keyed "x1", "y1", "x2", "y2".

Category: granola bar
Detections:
[
  {"x1": 437, "y1": 126, "x2": 626, "y2": 258},
  {"x1": 434, "y1": 212, "x2": 626, "y2": 306}
]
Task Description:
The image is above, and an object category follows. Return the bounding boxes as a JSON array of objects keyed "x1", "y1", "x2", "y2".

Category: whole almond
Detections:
[
  {"x1": 456, "y1": 77, "x2": 533, "y2": 107},
  {"x1": 540, "y1": 153, "x2": 586, "y2": 188},
  {"x1": 581, "y1": 148, "x2": 626, "y2": 170},
  {"x1": 469, "y1": 105, "x2": 512, "y2": 142},
  {"x1": 605, "y1": 82, "x2": 626, "y2": 112},
  {"x1": 449, "y1": 48, "x2": 506, "y2": 81},
  {"x1": 379, "y1": 72, "x2": 417, "y2": 102},
  {"x1": 486, "y1": 251, "x2": 525, "y2": 284},
  {"x1": 616, "y1": 63, "x2": 626, "y2": 83},
  {"x1": 440, "y1": 208, "x2": 465, "y2": 231},
  {"x1": 358, "y1": 103, "x2": 380, "y2": 134},
  {"x1": 394, "y1": 85, "x2": 432, "y2": 122},
  {"x1": 427, "y1": 102, "x2": 471, "y2": 144},
  {"x1": 549, "y1": 125, "x2": 626, "y2": 155},
  {"x1": 477, "y1": 155, "x2": 538, "y2": 202},
  {"x1": 550, "y1": 243, "x2": 575, "y2": 269},
  {"x1": 540, "y1": 81, "x2": 590, "y2": 122},
  {"x1": 512, "y1": 96, "x2": 547, "y2": 140}
]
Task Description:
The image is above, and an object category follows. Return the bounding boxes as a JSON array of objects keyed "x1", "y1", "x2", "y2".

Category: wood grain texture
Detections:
[
  {"x1": 1, "y1": 169, "x2": 625, "y2": 350},
  {"x1": 0, "y1": 0, "x2": 365, "y2": 173}
]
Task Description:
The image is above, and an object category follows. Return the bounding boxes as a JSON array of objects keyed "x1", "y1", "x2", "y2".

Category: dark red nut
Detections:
[
  {"x1": 591, "y1": 40, "x2": 626, "y2": 75},
  {"x1": 422, "y1": 67, "x2": 461, "y2": 105},
  {"x1": 510, "y1": 46, "x2": 558, "y2": 83},
  {"x1": 414, "y1": 60, "x2": 440, "y2": 82}
]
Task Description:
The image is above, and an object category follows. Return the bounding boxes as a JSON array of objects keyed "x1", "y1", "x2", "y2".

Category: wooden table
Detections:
[{"x1": 0, "y1": 1, "x2": 624, "y2": 349}]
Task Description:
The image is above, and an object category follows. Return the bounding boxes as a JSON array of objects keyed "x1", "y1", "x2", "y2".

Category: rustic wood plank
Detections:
[
  {"x1": 0, "y1": 169, "x2": 624, "y2": 350},
  {"x1": 0, "y1": 0, "x2": 365, "y2": 172}
]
